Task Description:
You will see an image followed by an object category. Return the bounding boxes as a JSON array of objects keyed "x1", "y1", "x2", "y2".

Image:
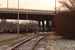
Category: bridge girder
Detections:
[{"x1": 0, "y1": 13, "x2": 54, "y2": 21}]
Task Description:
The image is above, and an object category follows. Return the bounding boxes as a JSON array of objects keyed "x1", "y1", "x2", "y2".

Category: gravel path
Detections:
[{"x1": 34, "y1": 35, "x2": 75, "y2": 50}]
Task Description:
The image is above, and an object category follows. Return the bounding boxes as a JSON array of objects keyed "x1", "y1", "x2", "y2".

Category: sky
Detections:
[{"x1": 0, "y1": 0, "x2": 61, "y2": 10}]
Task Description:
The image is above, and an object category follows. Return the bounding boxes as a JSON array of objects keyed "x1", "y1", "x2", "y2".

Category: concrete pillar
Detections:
[
  {"x1": 42, "y1": 20, "x2": 44, "y2": 32},
  {"x1": 46, "y1": 20, "x2": 50, "y2": 31},
  {"x1": 38, "y1": 21, "x2": 41, "y2": 31}
]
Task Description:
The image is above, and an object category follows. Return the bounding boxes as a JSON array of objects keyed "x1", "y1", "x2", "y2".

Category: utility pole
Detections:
[
  {"x1": 26, "y1": 12, "x2": 28, "y2": 33},
  {"x1": 7, "y1": 0, "x2": 8, "y2": 9},
  {"x1": 53, "y1": 0, "x2": 57, "y2": 34},
  {"x1": 17, "y1": 0, "x2": 20, "y2": 35},
  {"x1": 55, "y1": 0, "x2": 56, "y2": 14}
]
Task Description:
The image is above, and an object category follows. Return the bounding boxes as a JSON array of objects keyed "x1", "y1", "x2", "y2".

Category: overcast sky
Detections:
[{"x1": 0, "y1": 0, "x2": 60, "y2": 10}]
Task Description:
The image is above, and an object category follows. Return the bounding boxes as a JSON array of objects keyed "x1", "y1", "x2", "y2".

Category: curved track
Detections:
[{"x1": 7, "y1": 35, "x2": 45, "y2": 50}]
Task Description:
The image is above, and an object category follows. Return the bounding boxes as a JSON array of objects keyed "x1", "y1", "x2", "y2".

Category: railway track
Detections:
[{"x1": 7, "y1": 35, "x2": 46, "y2": 50}]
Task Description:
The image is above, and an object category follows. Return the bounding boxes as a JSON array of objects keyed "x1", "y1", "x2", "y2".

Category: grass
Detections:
[{"x1": 0, "y1": 33, "x2": 36, "y2": 47}]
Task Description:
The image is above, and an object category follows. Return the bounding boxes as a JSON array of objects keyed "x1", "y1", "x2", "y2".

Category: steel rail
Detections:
[{"x1": 7, "y1": 35, "x2": 46, "y2": 50}]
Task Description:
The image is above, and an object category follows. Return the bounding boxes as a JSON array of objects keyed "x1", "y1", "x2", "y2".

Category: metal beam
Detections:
[{"x1": 0, "y1": 13, "x2": 54, "y2": 21}]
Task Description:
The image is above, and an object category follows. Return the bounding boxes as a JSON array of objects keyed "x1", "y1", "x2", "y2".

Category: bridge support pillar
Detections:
[
  {"x1": 42, "y1": 20, "x2": 44, "y2": 32},
  {"x1": 46, "y1": 20, "x2": 50, "y2": 31},
  {"x1": 38, "y1": 20, "x2": 45, "y2": 32},
  {"x1": 38, "y1": 21, "x2": 41, "y2": 31},
  {"x1": 46, "y1": 20, "x2": 53, "y2": 31}
]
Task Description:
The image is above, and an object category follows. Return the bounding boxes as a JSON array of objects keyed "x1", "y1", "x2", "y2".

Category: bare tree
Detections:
[
  {"x1": 59, "y1": 0, "x2": 75, "y2": 12},
  {"x1": 54, "y1": 0, "x2": 75, "y2": 39}
]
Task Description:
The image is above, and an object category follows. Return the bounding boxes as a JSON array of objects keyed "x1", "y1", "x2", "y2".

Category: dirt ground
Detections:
[{"x1": 0, "y1": 33, "x2": 19, "y2": 41}]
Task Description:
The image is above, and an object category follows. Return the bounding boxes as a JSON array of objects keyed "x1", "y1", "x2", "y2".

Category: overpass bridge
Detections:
[{"x1": 0, "y1": 8, "x2": 55, "y2": 31}]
